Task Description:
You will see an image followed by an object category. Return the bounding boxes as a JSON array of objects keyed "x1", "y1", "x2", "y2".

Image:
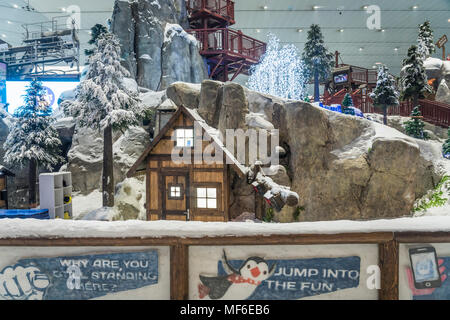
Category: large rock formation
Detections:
[
  {"x1": 110, "y1": 0, "x2": 207, "y2": 90},
  {"x1": 157, "y1": 81, "x2": 443, "y2": 222}
]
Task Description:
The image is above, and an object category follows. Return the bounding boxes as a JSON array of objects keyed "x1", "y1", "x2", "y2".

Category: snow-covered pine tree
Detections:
[
  {"x1": 443, "y1": 128, "x2": 450, "y2": 159},
  {"x1": 3, "y1": 79, "x2": 63, "y2": 207},
  {"x1": 369, "y1": 65, "x2": 400, "y2": 125},
  {"x1": 84, "y1": 24, "x2": 108, "y2": 60},
  {"x1": 401, "y1": 45, "x2": 432, "y2": 108},
  {"x1": 63, "y1": 32, "x2": 144, "y2": 207},
  {"x1": 302, "y1": 24, "x2": 334, "y2": 102},
  {"x1": 341, "y1": 93, "x2": 355, "y2": 115},
  {"x1": 417, "y1": 20, "x2": 435, "y2": 60},
  {"x1": 404, "y1": 106, "x2": 429, "y2": 140}
]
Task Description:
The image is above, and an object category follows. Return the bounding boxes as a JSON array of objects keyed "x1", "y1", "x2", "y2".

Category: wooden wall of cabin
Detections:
[{"x1": 145, "y1": 111, "x2": 230, "y2": 222}]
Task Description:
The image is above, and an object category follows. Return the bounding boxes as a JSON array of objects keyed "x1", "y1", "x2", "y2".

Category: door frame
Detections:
[{"x1": 161, "y1": 171, "x2": 190, "y2": 220}]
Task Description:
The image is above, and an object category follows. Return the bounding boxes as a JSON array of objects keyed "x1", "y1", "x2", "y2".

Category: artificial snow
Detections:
[
  {"x1": 164, "y1": 23, "x2": 197, "y2": 45},
  {"x1": 72, "y1": 190, "x2": 102, "y2": 220},
  {"x1": 3, "y1": 216, "x2": 450, "y2": 239}
]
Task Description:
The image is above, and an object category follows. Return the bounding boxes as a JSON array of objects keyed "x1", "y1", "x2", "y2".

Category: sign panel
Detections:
[
  {"x1": 190, "y1": 245, "x2": 378, "y2": 300},
  {"x1": 0, "y1": 62, "x2": 6, "y2": 105},
  {"x1": 0, "y1": 250, "x2": 159, "y2": 300},
  {"x1": 437, "y1": 35, "x2": 448, "y2": 49}
]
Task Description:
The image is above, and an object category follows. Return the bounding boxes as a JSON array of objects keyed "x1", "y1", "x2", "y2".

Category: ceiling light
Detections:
[
  {"x1": 359, "y1": 47, "x2": 364, "y2": 51},
  {"x1": 1, "y1": 34, "x2": 6, "y2": 38},
  {"x1": 372, "y1": 66, "x2": 377, "y2": 69},
  {"x1": 313, "y1": 6, "x2": 320, "y2": 10},
  {"x1": 380, "y1": 29, "x2": 386, "y2": 32},
  {"x1": 262, "y1": 5, "x2": 268, "y2": 10},
  {"x1": 375, "y1": 62, "x2": 382, "y2": 65},
  {"x1": 394, "y1": 47, "x2": 399, "y2": 51},
  {"x1": 12, "y1": 4, "x2": 19, "y2": 8},
  {"x1": 412, "y1": 5, "x2": 419, "y2": 10},
  {"x1": 256, "y1": 29, "x2": 261, "y2": 33},
  {"x1": 7, "y1": 21, "x2": 12, "y2": 24},
  {"x1": 362, "y1": 5, "x2": 369, "y2": 10},
  {"x1": 61, "y1": 7, "x2": 66, "y2": 12},
  {"x1": 448, "y1": 18, "x2": 450, "y2": 23},
  {"x1": 297, "y1": 29, "x2": 303, "y2": 32},
  {"x1": 339, "y1": 29, "x2": 344, "y2": 32}
]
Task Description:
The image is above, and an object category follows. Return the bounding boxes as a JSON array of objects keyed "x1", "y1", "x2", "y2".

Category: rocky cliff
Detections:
[{"x1": 110, "y1": 0, "x2": 207, "y2": 90}]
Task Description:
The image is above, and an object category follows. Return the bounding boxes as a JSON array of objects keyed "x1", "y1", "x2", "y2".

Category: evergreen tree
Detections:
[
  {"x1": 404, "y1": 106, "x2": 429, "y2": 140},
  {"x1": 341, "y1": 93, "x2": 353, "y2": 107},
  {"x1": 3, "y1": 79, "x2": 63, "y2": 207},
  {"x1": 369, "y1": 65, "x2": 400, "y2": 125},
  {"x1": 247, "y1": 34, "x2": 308, "y2": 100},
  {"x1": 84, "y1": 24, "x2": 108, "y2": 59},
  {"x1": 341, "y1": 93, "x2": 354, "y2": 115},
  {"x1": 417, "y1": 20, "x2": 435, "y2": 60},
  {"x1": 443, "y1": 129, "x2": 450, "y2": 159},
  {"x1": 62, "y1": 32, "x2": 144, "y2": 207},
  {"x1": 302, "y1": 24, "x2": 334, "y2": 102},
  {"x1": 401, "y1": 45, "x2": 432, "y2": 108}
]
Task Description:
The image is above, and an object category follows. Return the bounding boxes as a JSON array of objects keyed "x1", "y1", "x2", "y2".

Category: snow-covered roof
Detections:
[
  {"x1": 127, "y1": 105, "x2": 248, "y2": 178},
  {"x1": 2, "y1": 216, "x2": 450, "y2": 239}
]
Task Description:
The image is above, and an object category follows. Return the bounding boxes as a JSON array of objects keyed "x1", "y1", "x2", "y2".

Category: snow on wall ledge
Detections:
[{"x1": 1, "y1": 217, "x2": 450, "y2": 239}]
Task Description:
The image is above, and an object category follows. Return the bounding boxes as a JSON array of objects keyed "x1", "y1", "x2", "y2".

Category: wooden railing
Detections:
[
  {"x1": 186, "y1": 0, "x2": 235, "y2": 21},
  {"x1": 324, "y1": 90, "x2": 450, "y2": 128},
  {"x1": 187, "y1": 28, "x2": 266, "y2": 63}
]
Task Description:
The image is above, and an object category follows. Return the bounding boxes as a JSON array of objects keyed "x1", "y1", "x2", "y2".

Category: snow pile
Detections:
[
  {"x1": 140, "y1": 90, "x2": 166, "y2": 108},
  {"x1": 164, "y1": 23, "x2": 197, "y2": 46},
  {"x1": 4, "y1": 216, "x2": 450, "y2": 239},
  {"x1": 82, "y1": 207, "x2": 116, "y2": 221},
  {"x1": 72, "y1": 190, "x2": 102, "y2": 220},
  {"x1": 245, "y1": 113, "x2": 275, "y2": 130}
]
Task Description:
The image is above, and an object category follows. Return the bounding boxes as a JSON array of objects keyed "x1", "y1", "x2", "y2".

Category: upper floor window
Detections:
[{"x1": 176, "y1": 129, "x2": 194, "y2": 147}]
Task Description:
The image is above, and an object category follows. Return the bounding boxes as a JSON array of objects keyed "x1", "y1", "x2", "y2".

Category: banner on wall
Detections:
[
  {"x1": 0, "y1": 251, "x2": 159, "y2": 300},
  {"x1": 197, "y1": 252, "x2": 360, "y2": 300}
]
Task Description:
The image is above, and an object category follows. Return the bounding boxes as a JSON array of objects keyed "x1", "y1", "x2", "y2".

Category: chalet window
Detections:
[
  {"x1": 168, "y1": 183, "x2": 184, "y2": 200},
  {"x1": 176, "y1": 129, "x2": 194, "y2": 147},
  {"x1": 196, "y1": 187, "x2": 217, "y2": 209}
]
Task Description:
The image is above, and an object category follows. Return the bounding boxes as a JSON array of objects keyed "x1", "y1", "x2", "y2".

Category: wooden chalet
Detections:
[{"x1": 127, "y1": 105, "x2": 247, "y2": 222}]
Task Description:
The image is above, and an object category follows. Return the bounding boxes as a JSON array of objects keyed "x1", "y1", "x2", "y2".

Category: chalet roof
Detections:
[
  {"x1": 0, "y1": 165, "x2": 15, "y2": 177},
  {"x1": 127, "y1": 105, "x2": 248, "y2": 178}
]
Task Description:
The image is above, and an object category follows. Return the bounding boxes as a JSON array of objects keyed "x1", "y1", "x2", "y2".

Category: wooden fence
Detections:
[{"x1": 2, "y1": 231, "x2": 450, "y2": 300}]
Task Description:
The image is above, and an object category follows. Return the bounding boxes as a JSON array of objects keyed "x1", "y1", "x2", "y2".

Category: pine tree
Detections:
[
  {"x1": 369, "y1": 65, "x2": 400, "y2": 125},
  {"x1": 404, "y1": 106, "x2": 429, "y2": 140},
  {"x1": 62, "y1": 32, "x2": 144, "y2": 207},
  {"x1": 417, "y1": 20, "x2": 435, "y2": 60},
  {"x1": 3, "y1": 79, "x2": 63, "y2": 207},
  {"x1": 342, "y1": 93, "x2": 353, "y2": 107},
  {"x1": 247, "y1": 34, "x2": 308, "y2": 101},
  {"x1": 341, "y1": 93, "x2": 354, "y2": 115},
  {"x1": 401, "y1": 45, "x2": 432, "y2": 108},
  {"x1": 84, "y1": 24, "x2": 108, "y2": 59},
  {"x1": 443, "y1": 129, "x2": 450, "y2": 159},
  {"x1": 302, "y1": 24, "x2": 334, "y2": 102}
]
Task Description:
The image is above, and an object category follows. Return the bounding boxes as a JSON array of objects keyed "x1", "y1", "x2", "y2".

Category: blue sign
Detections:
[
  {"x1": 43, "y1": 86, "x2": 55, "y2": 107},
  {"x1": 0, "y1": 251, "x2": 158, "y2": 300},
  {"x1": 198, "y1": 253, "x2": 360, "y2": 300}
]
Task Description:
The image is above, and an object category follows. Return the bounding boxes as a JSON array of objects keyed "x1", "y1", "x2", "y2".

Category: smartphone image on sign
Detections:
[{"x1": 409, "y1": 247, "x2": 442, "y2": 289}]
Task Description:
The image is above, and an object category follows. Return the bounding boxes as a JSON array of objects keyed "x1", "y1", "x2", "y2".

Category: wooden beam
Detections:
[
  {"x1": 379, "y1": 239, "x2": 399, "y2": 300},
  {"x1": 170, "y1": 243, "x2": 189, "y2": 300},
  {"x1": 395, "y1": 232, "x2": 450, "y2": 243}
]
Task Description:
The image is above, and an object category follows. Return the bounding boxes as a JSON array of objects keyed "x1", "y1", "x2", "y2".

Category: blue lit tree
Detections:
[{"x1": 247, "y1": 34, "x2": 308, "y2": 101}]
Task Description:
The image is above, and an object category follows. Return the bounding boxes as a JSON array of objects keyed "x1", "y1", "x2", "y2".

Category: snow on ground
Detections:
[
  {"x1": 4, "y1": 216, "x2": 450, "y2": 239},
  {"x1": 72, "y1": 190, "x2": 102, "y2": 220}
]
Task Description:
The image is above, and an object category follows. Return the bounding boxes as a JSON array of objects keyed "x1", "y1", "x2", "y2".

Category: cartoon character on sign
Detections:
[
  {"x1": 0, "y1": 265, "x2": 50, "y2": 300},
  {"x1": 198, "y1": 250, "x2": 276, "y2": 300}
]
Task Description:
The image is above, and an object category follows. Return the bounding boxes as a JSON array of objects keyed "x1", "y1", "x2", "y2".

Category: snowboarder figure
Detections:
[{"x1": 198, "y1": 250, "x2": 276, "y2": 300}]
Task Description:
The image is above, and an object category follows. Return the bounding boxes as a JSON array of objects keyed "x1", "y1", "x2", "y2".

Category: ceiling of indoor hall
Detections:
[{"x1": 0, "y1": 0, "x2": 448, "y2": 75}]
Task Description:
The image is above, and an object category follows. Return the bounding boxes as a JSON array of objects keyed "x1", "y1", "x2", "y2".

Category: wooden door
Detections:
[{"x1": 162, "y1": 173, "x2": 190, "y2": 221}]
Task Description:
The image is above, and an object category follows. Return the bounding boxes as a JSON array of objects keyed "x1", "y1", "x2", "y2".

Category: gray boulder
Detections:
[{"x1": 110, "y1": 0, "x2": 207, "y2": 90}]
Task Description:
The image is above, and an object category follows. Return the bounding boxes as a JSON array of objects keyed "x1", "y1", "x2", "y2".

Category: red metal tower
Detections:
[{"x1": 186, "y1": 0, "x2": 266, "y2": 82}]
